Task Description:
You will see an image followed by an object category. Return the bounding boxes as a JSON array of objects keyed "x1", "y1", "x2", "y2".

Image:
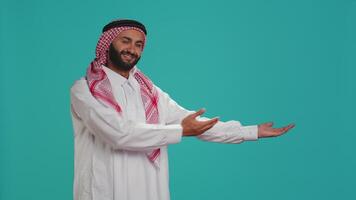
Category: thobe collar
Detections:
[{"x1": 102, "y1": 65, "x2": 139, "y2": 90}]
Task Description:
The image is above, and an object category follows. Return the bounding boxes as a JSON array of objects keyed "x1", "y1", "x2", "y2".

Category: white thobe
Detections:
[{"x1": 70, "y1": 65, "x2": 259, "y2": 200}]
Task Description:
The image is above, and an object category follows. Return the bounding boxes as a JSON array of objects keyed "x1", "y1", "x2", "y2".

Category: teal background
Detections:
[{"x1": 1, "y1": 0, "x2": 355, "y2": 199}]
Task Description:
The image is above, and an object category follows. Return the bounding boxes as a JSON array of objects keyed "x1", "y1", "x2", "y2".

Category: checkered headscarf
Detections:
[{"x1": 86, "y1": 23, "x2": 161, "y2": 168}]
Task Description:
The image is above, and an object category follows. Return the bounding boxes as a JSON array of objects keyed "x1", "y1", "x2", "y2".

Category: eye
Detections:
[{"x1": 136, "y1": 43, "x2": 143, "y2": 48}]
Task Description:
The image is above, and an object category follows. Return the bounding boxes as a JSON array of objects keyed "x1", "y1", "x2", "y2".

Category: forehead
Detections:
[{"x1": 116, "y1": 29, "x2": 145, "y2": 41}]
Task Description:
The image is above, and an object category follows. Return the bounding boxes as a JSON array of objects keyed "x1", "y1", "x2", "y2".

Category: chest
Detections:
[{"x1": 111, "y1": 82, "x2": 167, "y2": 124}]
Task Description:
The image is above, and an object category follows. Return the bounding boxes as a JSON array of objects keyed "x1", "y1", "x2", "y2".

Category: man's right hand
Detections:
[{"x1": 181, "y1": 108, "x2": 219, "y2": 136}]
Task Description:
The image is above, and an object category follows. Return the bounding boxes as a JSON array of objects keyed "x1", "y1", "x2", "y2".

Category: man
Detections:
[{"x1": 70, "y1": 19, "x2": 295, "y2": 200}]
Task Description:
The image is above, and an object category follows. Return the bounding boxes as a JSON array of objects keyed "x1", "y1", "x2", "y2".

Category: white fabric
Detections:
[{"x1": 70, "y1": 65, "x2": 258, "y2": 200}]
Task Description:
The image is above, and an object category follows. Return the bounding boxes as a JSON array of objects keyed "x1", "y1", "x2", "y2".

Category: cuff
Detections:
[
  {"x1": 164, "y1": 124, "x2": 183, "y2": 144},
  {"x1": 241, "y1": 125, "x2": 258, "y2": 141}
]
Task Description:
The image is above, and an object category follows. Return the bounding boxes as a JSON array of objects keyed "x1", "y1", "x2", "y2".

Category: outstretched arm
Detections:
[{"x1": 157, "y1": 86, "x2": 295, "y2": 143}]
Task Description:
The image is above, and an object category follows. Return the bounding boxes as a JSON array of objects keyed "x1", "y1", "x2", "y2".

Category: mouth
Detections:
[{"x1": 122, "y1": 53, "x2": 135, "y2": 62}]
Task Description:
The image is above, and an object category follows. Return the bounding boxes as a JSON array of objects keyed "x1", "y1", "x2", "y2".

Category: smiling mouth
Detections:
[{"x1": 122, "y1": 54, "x2": 135, "y2": 61}]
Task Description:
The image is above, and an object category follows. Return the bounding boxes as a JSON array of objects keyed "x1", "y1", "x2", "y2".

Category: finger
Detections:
[
  {"x1": 200, "y1": 117, "x2": 219, "y2": 129},
  {"x1": 283, "y1": 123, "x2": 295, "y2": 131},
  {"x1": 265, "y1": 122, "x2": 274, "y2": 127},
  {"x1": 275, "y1": 124, "x2": 295, "y2": 134},
  {"x1": 274, "y1": 127, "x2": 287, "y2": 134},
  {"x1": 201, "y1": 124, "x2": 215, "y2": 133},
  {"x1": 200, "y1": 119, "x2": 219, "y2": 132},
  {"x1": 190, "y1": 108, "x2": 206, "y2": 119},
  {"x1": 194, "y1": 118, "x2": 218, "y2": 134},
  {"x1": 284, "y1": 124, "x2": 295, "y2": 132},
  {"x1": 198, "y1": 117, "x2": 219, "y2": 128}
]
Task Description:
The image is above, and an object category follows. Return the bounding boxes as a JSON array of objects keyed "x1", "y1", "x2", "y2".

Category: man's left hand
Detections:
[{"x1": 258, "y1": 122, "x2": 295, "y2": 138}]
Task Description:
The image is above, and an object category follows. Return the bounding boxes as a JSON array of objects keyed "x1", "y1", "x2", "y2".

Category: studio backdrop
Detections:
[{"x1": 1, "y1": 0, "x2": 355, "y2": 199}]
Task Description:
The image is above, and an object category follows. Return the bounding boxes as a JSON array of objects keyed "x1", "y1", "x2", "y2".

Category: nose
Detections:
[{"x1": 126, "y1": 43, "x2": 136, "y2": 55}]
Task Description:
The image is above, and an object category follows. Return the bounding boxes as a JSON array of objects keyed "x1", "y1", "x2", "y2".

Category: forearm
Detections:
[{"x1": 196, "y1": 117, "x2": 258, "y2": 143}]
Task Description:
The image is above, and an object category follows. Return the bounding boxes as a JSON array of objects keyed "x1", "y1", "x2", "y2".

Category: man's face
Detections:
[{"x1": 108, "y1": 29, "x2": 145, "y2": 71}]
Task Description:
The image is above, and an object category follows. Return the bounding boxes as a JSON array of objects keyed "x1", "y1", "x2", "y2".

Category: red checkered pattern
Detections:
[{"x1": 86, "y1": 26, "x2": 161, "y2": 167}]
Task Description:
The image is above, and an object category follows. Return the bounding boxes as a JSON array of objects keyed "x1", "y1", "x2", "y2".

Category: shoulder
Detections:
[
  {"x1": 153, "y1": 84, "x2": 174, "y2": 104},
  {"x1": 70, "y1": 77, "x2": 89, "y2": 96},
  {"x1": 69, "y1": 77, "x2": 97, "y2": 107},
  {"x1": 153, "y1": 84, "x2": 167, "y2": 96}
]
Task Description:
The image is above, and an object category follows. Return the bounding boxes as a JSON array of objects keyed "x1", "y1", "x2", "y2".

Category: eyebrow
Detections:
[{"x1": 121, "y1": 36, "x2": 143, "y2": 44}]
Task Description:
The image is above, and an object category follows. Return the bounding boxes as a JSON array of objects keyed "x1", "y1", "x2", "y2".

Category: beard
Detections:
[{"x1": 108, "y1": 43, "x2": 141, "y2": 71}]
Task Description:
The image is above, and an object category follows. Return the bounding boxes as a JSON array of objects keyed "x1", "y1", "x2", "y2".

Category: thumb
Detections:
[
  {"x1": 191, "y1": 108, "x2": 206, "y2": 118},
  {"x1": 265, "y1": 122, "x2": 274, "y2": 127}
]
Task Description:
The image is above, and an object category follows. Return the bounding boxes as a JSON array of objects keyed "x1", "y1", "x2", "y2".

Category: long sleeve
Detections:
[
  {"x1": 156, "y1": 86, "x2": 259, "y2": 144},
  {"x1": 70, "y1": 80, "x2": 183, "y2": 152}
]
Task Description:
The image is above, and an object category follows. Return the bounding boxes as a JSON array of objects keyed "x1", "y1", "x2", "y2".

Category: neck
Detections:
[{"x1": 107, "y1": 61, "x2": 131, "y2": 79}]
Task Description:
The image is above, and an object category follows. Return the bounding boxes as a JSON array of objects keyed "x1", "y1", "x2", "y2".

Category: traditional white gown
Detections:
[{"x1": 70, "y1": 65, "x2": 258, "y2": 200}]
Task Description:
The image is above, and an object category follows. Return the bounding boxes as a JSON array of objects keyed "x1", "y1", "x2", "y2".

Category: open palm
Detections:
[{"x1": 258, "y1": 122, "x2": 295, "y2": 138}]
